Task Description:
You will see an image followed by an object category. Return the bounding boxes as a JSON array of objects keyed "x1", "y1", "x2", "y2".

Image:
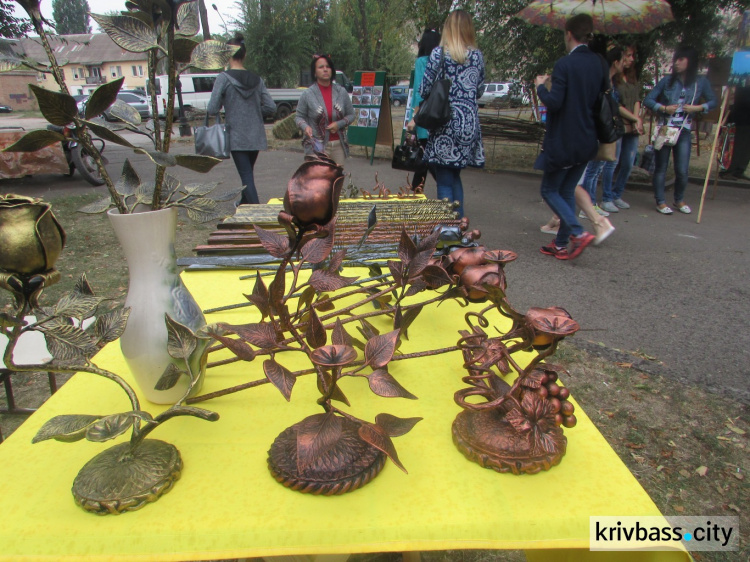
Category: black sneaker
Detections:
[{"x1": 540, "y1": 243, "x2": 569, "y2": 260}]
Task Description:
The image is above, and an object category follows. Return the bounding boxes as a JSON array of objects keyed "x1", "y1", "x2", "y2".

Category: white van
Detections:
[
  {"x1": 147, "y1": 73, "x2": 302, "y2": 120},
  {"x1": 147, "y1": 73, "x2": 217, "y2": 118}
]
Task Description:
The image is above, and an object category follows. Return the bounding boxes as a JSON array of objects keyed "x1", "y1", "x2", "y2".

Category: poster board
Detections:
[{"x1": 348, "y1": 71, "x2": 394, "y2": 164}]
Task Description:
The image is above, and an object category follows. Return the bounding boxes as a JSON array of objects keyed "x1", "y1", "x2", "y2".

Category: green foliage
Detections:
[
  {"x1": 52, "y1": 0, "x2": 91, "y2": 35},
  {"x1": 0, "y1": 0, "x2": 32, "y2": 37}
]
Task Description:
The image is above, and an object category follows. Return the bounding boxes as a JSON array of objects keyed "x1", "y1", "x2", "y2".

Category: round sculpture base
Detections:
[
  {"x1": 452, "y1": 409, "x2": 566, "y2": 475},
  {"x1": 72, "y1": 439, "x2": 182, "y2": 515},
  {"x1": 268, "y1": 415, "x2": 386, "y2": 495}
]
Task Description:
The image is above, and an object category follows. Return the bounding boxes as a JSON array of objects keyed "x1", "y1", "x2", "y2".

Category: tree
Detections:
[
  {"x1": 0, "y1": 0, "x2": 32, "y2": 38},
  {"x1": 476, "y1": 0, "x2": 750, "y2": 83},
  {"x1": 52, "y1": 0, "x2": 91, "y2": 35}
]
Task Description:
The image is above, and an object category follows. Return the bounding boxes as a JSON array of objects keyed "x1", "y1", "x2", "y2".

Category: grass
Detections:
[{"x1": 1, "y1": 177, "x2": 746, "y2": 561}]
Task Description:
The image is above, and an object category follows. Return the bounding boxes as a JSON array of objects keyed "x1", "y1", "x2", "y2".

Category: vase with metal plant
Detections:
[
  {"x1": 2, "y1": 0, "x2": 243, "y2": 402},
  {"x1": 0, "y1": 194, "x2": 219, "y2": 515},
  {"x1": 440, "y1": 247, "x2": 581, "y2": 474}
]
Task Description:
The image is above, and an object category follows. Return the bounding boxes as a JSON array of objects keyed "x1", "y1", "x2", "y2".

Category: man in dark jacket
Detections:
[
  {"x1": 535, "y1": 14, "x2": 604, "y2": 260},
  {"x1": 721, "y1": 86, "x2": 750, "y2": 181}
]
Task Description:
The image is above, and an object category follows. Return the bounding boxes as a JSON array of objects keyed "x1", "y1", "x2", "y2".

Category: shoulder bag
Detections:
[
  {"x1": 194, "y1": 112, "x2": 230, "y2": 159},
  {"x1": 652, "y1": 87, "x2": 696, "y2": 150},
  {"x1": 593, "y1": 57, "x2": 625, "y2": 146},
  {"x1": 413, "y1": 48, "x2": 452, "y2": 130},
  {"x1": 392, "y1": 134, "x2": 424, "y2": 171}
]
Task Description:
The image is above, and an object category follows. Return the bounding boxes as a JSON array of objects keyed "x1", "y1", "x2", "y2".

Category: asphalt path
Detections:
[{"x1": 2, "y1": 115, "x2": 749, "y2": 403}]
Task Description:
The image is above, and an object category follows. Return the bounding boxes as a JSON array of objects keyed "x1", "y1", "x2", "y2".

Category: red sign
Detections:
[{"x1": 360, "y1": 73, "x2": 376, "y2": 87}]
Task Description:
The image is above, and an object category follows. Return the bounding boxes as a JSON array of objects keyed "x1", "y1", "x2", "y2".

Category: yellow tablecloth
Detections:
[{"x1": 0, "y1": 270, "x2": 689, "y2": 561}]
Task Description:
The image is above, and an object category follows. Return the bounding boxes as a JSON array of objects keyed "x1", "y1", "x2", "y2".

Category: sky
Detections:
[{"x1": 13, "y1": 0, "x2": 242, "y2": 37}]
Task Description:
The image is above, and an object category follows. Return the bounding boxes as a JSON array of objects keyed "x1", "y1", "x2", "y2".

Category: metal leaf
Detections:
[
  {"x1": 305, "y1": 307, "x2": 326, "y2": 349},
  {"x1": 356, "y1": 205, "x2": 377, "y2": 248},
  {"x1": 165, "y1": 313, "x2": 197, "y2": 360},
  {"x1": 357, "y1": 318, "x2": 380, "y2": 340},
  {"x1": 308, "y1": 269, "x2": 358, "y2": 292},
  {"x1": 32, "y1": 414, "x2": 103, "y2": 444},
  {"x1": 331, "y1": 318, "x2": 352, "y2": 346},
  {"x1": 374, "y1": 413, "x2": 422, "y2": 437},
  {"x1": 78, "y1": 197, "x2": 114, "y2": 214},
  {"x1": 2, "y1": 129, "x2": 65, "y2": 152},
  {"x1": 387, "y1": 260, "x2": 403, "y2": 286},
  {"x1": 263, "y1": 358, "x2": 296, "y2": 401},
  {"x1": 92, "y1": 308, "x2": 131, "y2": 346},
  {"x1": 367, "y1": 369, "x2": 417, "y2": 399},
  {"x1": 296, "y1": 412, "x2": 342, "y2": 472},
  {"x1": 73, "y1": 273, "x2": 94, "y2": 296},
  {"x1": 108, "y1": 99, "x2": 142, "y2": 125},
  {"x1": 91, "y1": 14, "x2": 160, "y2": 53},
  {"x1": 81, "y1": 119, "x2": 135, "y2": 148},
  {"x1": 189, "y1": 40, "x2": 239, "y2": 70},
  {"x1": 54, "y1": 291, "x2": 104, "y2": 320},
  {"x1": 218, "y1": 322, "x2": 277, "y2": 349},
  {"x1": 419, "y1": 264, "x2": 453, "y2": 289},
  {"x1": 116, "y1": 159, "x2": 141, "y2": 196},
  {"x1": 208, "y1": 331, "x2": 256, "y2": 361},
  {"x1": 358, "y1": 423, "x2": 407, "y2": 473},
  {"x1": 395, "y1": 304, "x2": 422, "y2": 341},
  {"x1": 300, "y1": 231, "x2": 334, "y2": 264},
  {"x1": 36, "y1": 321, "x2": 97, "y2": 361},
  {"x1": 155, "y1": 362, "x2": 185, "y2": 390},
  {"x1": 269, "y1": 266, "x2": 285, "y2": 314},
  {"x1": 243, "y1": 271, "x2": 270, "y2": 318},
  {"x1": 85, "y1": 77, "x2": 124, "y2": 119},
  {"x1": 182, "y1": 198, "x2": 225, "y2": 223},
  {"x1": 134, "y1": 147, "x2": 176, "y2": 167},
  {"x1": 253, "y1": 225, "x2": 290, "y2": 258},
  {"x1": 397, "y1": 227, "x2": 417, "y2": 264},
  {"x1": 174, "y1": 154, "x2": 222, "y2": 173},
  {"x1": 295, "y1": 285, "x2": 315, "y2": 317},
  {"x1": 85, "y1": 413, "x2": 135, "y2": 442},
  {"x1": 175, "y1": 1, "x2": 199, "y2": 36},
  {"x1": 364, "y1": 329, "x2": 400, "y2": 369},
  {"x1": 29, "y1": 85, "x2": 78, "y2": 126},
  {"x1": 183, "y1": 182, "x2": 220, "y2": 196}
]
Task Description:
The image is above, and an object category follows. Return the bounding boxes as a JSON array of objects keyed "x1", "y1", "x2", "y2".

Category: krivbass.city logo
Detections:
[{"x1": 590, "y1": 516, "x2": 739, "y2": 551}]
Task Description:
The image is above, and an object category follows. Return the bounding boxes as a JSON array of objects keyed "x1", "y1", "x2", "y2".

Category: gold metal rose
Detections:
[{"x1": 0, "y1": 194, "x2": 66, "y2": 275}]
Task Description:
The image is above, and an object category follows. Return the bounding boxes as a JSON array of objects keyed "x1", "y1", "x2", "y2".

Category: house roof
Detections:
[{"x1": 16, "y1": 34, "x2": 147, "y2": 65}]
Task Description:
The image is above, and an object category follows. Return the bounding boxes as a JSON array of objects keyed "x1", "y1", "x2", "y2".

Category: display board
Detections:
[{"x1": 348, "y1": 71, "x2": 394, "y2": 164}]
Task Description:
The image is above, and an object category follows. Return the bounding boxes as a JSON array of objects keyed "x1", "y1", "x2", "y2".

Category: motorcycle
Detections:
[{"x1": 46, "y1": 124, "x2": 106, "y2": 186}]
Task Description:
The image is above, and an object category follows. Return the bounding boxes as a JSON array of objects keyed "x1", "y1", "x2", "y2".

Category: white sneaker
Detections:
[{"x1": 579, "y1": 210, "x2": 587, "y2": 220}]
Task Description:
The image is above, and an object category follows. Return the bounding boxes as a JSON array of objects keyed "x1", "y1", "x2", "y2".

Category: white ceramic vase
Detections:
[{"x1": 108, "y1": 207, "x2": 207, "y2": 404}]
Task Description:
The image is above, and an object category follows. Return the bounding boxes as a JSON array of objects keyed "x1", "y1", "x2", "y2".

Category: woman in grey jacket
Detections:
[
  {"x1": 295, "y1": 54, "x2": 354, "y2": 164},
  {"x1": 644, "y1": 46, "x2": 717, "y2": 214},
  {"x1": 207, "y1": 33, "x2": 276, "y2": 204}
]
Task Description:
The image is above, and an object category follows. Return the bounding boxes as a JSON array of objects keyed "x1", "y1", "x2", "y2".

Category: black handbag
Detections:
[
  {"x1": 593, "y1": 58, "x2": 624, "y2": 144},
  {"x1": 392, "y1": 137, "x2": 424, "y2": 171},
  {"x1": 413, "y1": 48, "x2": 452, "y2": 130}
]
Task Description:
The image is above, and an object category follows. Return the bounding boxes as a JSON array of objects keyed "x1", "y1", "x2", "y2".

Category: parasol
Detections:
[{"x1": 516, "y1": 0, "x2": 674, "y2": 35}]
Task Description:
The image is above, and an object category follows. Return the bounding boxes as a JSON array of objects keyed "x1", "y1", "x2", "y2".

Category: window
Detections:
[
  {"x1": 192, "y1": 76, "x2": 216, "y2": 93},
  {"x1": 132, "y1": 65, "x2": 144, "y2": 77},
  {"x1": 111, "y1": 65, "x2": 122, "y2": 77},
  {"x1": 486, "y1": 84, "x2": 496, "y2": 92},
  {"x1": 119, "y1": 93, "x2": 140, "y2": 102}
]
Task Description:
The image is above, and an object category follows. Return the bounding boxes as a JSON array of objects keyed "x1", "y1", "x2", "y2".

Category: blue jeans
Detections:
[
  {"x1": 231, "y1": 150, "x2": 260, "y2": 204},
  {"x1": 540, "y1": 163, "x2": 587, "y2": 247},
  {"x1": 653, "y1": 128, "x2": 691, "y2": 206},
  {"x1": 433, "y1": 165, "x2": 464, "y2": 218},
  {"x1": 582, "y1": 139, "x2": 621, "y2": 204},
  {"x1": 612, "y1": 134, "x2": 639, "y2": 199}
]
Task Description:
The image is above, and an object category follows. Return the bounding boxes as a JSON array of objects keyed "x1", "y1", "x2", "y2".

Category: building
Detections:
[{"x1": 1, "y1": 34, "x2": 149, "y2": 108}]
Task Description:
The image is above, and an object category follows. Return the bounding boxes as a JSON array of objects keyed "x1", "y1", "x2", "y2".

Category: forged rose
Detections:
[
  {"x1": 446, "y1": 245, "x2": 488, "y2": 275},
  {"x1": 284, "y1": 158, "x2": 344, "y2": 227},
  {"x1": 459, "y1": 263, "x2": 502, "y2": 302},
  {"x1": 0, "y1": 194, "x2": 66, "y2": 275},
  {"x1": 525, "y1": 307, "x2": 579, "y2": 348}
]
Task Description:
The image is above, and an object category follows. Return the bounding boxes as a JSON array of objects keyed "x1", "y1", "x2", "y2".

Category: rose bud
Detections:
[
  {"x1": 459, "y1": 263, "x2": 502, "y2": 302},
  {"x1": 447, "y1": 245, "x2": 488, "y2": 275},
  {"x1": 284, "y1": 159, "x2": 344, "y2": 227},
  {"x1": 0, "y1": 194, "x2": 65, "y2": 275}
]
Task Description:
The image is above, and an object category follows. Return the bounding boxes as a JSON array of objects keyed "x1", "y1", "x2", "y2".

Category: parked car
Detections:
[
  {"x1": 103, "y1": 91, "x2": 151, "y2": 121},
  {"x1": 390, "y1": 86, "x2": 408, "y2": 106},
  {"x1": 0, "y1": 105, "x2": 12, "y2": 113},
  {"x1": 478, "y1": 81, "x2": 529, "y2": 108}
]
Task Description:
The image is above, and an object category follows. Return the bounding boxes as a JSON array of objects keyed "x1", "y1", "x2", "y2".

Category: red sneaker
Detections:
[
  {"x1": 567, "y1": 231, "x2": 595, "y2": 259},
  {"x1": 540, "y1": 243, "x2": 570, "y2": 260}
]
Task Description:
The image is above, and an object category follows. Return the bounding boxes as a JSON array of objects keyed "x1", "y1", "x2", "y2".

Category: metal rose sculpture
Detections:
[
  {"x1": 185, "y1": 154, "x2": 582, "y2": 492},
  {"x1": 2, "y1": 0, "x2": 242, "y2": 219},
  {"x1": 0, "y1": 196, "x2": 219, "y2": 515},
  {"x1": 440, "y1": 247, "x2": 581, "y2": 474}
]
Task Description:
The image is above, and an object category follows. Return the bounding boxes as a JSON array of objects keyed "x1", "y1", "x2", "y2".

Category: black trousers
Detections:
[{"x1": 727, "y1": 124, "x2": 750, "y2": 177}]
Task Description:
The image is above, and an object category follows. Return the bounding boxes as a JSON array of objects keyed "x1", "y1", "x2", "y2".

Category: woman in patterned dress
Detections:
[{"x1": 419, "y1": 9, "x2": 485, "y2": 218}]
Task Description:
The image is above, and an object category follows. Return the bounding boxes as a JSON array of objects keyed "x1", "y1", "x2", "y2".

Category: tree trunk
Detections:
[{"x1": 199, "y1": 0, "x2": 211, "y2": 40}]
